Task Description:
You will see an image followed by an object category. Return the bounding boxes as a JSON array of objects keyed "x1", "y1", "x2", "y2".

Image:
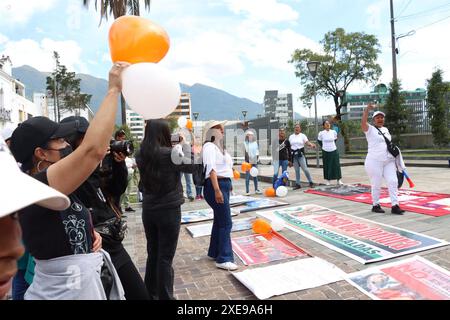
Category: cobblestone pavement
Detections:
[{"x1": 123, "y1": 164, "x2": 450, "y2": 300}]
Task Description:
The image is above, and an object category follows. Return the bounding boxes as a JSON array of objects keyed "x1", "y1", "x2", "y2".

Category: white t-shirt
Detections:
[
  {"x1": 364, "y1": 124, "x2": 394, "y2": 161},
  {"x1": 289, "y1": 133, "x2": 308, "y2": 151},
  {"x1": 202, "y1": 142, "x2": 233, "y2": 179},
  {"x1": 318, "y1": 129, "x2": 337, "y2": 152},
  {"x1": 125, "y1": 157, "x2": 135, "y2": 175}
]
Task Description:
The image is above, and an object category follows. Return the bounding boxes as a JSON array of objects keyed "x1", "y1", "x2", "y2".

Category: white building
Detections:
[
  {"x1": 0, "y1": 55, "x2": 41, "y2": 132},
  {"x1": 46, "y1": 97, "x2": 94, "y2": 123},
  {"x1": 126, "y1": 109, "x2": 145, "y2": 141},
  {"x1": 168, "y1": 92, "x2": 191, "y2": 120},
  {"x1": 263, "y1": 90, "x2": 293, "y2": 127}
]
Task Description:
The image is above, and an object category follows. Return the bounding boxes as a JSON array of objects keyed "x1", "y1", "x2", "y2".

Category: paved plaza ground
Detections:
[{"x1": 123, "y1": 163, "x2": 450, "y2": 300}]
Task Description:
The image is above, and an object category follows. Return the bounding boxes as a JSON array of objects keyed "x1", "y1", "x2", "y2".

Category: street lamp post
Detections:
[
  {"x1": 242, "y1": 110, "x2": 247, "y2": 129},
  {"x1": 193, "y1": 112, "x2": 199, "y2": 136},
  {"x1": 307, "y1": 61, "x2": 321, "y2": 168}
]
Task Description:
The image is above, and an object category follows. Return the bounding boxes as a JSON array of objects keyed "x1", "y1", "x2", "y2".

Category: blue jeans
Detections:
[
  {"x1": 293, "y1": 153, "x2": 313, "y2": 185},
  {"x1": 195, "y1": 186, "x2": 203, "y2": 197},
  {"x1": 182, "y1": 172, "x2": 194, "y2": 198},
  {"x1": 203, "y1": 178, "x2": 234, "y2": 263},
  {"x1": 272, "y1": 160, "x2": 289, "y2": 185},
  {"x1": 12, "y1": 269, "x2": 30, "y2": 300},
  {"x1": 245, "y1": 164, "x2": 259, "y2": 193}
]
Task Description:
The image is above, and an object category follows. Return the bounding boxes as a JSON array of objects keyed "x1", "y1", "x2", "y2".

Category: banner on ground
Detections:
[
  {"x1": 229, "y1": 195, "x2": 258, "y2": 206},
  {"x1": 305, "y1": 184, "x2": 450, "y2": 217},
  {"x1": 232, "y1": 231, "x2": 308, "y2": 265},
  {"x1": 232, "y1": 257, "x2": 345, "y2": 300},
  {"x1": 232, "y1": 199, "x2": 288, "y2": 213},
  {"x1": 181, "y1": 208, "x2": 237, "y2": 224},
  {"x1": 346, "y1": 256, "x2": 450, "y2": 300},
  {"x1": 186, "y1": 216, "x2": 257, "y2": 238},
  {"x1": 257, "y1": 204, "x2": 448, "y2": 264}
]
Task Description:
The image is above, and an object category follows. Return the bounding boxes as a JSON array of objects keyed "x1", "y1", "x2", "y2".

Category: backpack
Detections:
[{"x1": 192, "y1": 149, "x2": 207, "y2": 186}]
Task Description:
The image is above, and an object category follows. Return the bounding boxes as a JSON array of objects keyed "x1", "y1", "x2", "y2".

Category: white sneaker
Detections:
[
  {"x1": 216, "y1": 262, "x2": 238, "y2": 271},
  {"x1": 244, "y1": 192, "x2": 251, "y2": 196},
  {"x1": 337, "y1": 179, "x2": 344, "y2": 185},
  {"x1": 326, "y1": 180, "x2": 331, "y2": 186},
  {"x1": 255, "y1": 189, "x2": 262, "y2": 194}
]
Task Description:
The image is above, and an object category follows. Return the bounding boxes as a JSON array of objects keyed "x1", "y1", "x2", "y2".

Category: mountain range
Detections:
[{"x1": 12, "y1": 65, "x2": 304, "y2": 124}]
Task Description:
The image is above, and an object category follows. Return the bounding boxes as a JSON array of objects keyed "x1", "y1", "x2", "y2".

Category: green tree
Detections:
[
  {"x1": 290, "y1": 28, "x2": 382, "y2": 151},
  {"x1": 82, "y1": 0, "x2": 151, "y2": 125},
  {"x1": 46, "y1": 51, "x2": 92, "y2": 122},
  {"x1": 383, "y1": 80, "x2": 408, "y2": 145},
  {"x1": 286, "y1": 118, "x2": 294, "y2": 136},
  {"x1": 427, "y1": 69, "x2": 450, "y2": 148},
  {"x1": 168, "y1": 117, "x2": 178, "y2": 132}
]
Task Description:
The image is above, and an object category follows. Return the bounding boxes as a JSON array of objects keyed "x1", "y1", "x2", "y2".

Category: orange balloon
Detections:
[
  {"x1": 109, "y1": 16, "x2": 170, "y2": 64},
  {"x1": 264, "y1": 187, "x2": 276, "y2": 197},
  {"x1": 186, "y1": 119, "x2": 193, "y2": 130},
  {"x1": 241, "y1": 162, "x2": 251, "y2": 172},
  {"x1": 233, "y1": 170, "x2": 240, "y2": 180},
  {"x1": 252, "y1": 219, "x2": 272, "y2": 234}
]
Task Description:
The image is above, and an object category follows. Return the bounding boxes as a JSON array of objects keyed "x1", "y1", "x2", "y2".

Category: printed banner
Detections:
[
  {"x1": 186, "y1": 216, "x2": 257, "y2": 238},
  {"x1": 181, "y1": 208, "x2": 237, "y2": 224},
  {"x1": 257, "y1": 204, "x2": 448, "y2": 264},
  {"x1": 229, "y1": 195, "x2": 258, "y2": 206},
  {"x1": 346, "y1": 256, "x2": 450, "y2": 300},
  {"x1": 232, "y1": 257, "x2": 346, "y2": 300},
  {"x1": 305, "y1": 184, "x2": 450, "y2": 217},
  {"x1": 232, "y1": 199, "x2": 288, "y2": 213},
  {"x1": 232, "y1": 231, "x2": 308, "y2": 265}
]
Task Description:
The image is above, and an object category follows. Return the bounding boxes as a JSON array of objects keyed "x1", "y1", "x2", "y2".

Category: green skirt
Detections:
[{"x1": 322, "y1": 149, "x2": 342, "y2": 180}]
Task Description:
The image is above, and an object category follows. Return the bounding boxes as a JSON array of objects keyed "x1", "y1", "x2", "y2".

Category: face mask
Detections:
[{"x1": 46, "y1": 145, "x2": 73, "y2": 160}]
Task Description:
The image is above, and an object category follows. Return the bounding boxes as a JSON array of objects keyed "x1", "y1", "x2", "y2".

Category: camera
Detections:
[{"x1": 110, "y1": 139, "x2": 134, "y2": 156}]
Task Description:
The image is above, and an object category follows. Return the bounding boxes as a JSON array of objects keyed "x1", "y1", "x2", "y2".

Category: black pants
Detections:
[
  {"x1": 109, "y1": 245, "x2": 150, "y2": 300},
  {"x1": 142, "y1": 206, "x2": 181, "y2": 300}
]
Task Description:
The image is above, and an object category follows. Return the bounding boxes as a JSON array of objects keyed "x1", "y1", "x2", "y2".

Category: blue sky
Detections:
[{"x1": 1, "y1": 0, "x2": 450, "y2": 117}]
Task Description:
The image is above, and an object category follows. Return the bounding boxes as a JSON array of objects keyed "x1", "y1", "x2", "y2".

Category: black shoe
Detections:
[
  {"x1": 188, "y1": 196, "x2": 195, "y2": 202},
  {"x1": 125, "y1": 207, "x2": 135, "y2": 212},
  {"x1": 309, "y1": 182, "x2": 314, "y2": 188},
  {"x1": 292, "y1": 184, "x2": 301, "y2": 190},
  {"x1": 391, "y1": 205, "x2": 405, "y2": 215},
  {"x1": 371, "y1": 204, "x2": 385, "y2": 213}
]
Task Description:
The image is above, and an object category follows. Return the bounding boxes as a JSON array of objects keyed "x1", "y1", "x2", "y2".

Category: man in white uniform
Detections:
[{"x1": 361, "y1": 103, "x2": 405, "y2": 215}]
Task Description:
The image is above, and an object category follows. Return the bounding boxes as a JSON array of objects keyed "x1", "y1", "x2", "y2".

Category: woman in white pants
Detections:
[{"x1": 361, "y1": 103, "x2": 405, "y2": 215}]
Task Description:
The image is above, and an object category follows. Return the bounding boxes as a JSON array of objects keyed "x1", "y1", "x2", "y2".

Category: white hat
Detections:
[
  {"x1": 372, "y1": 111, "x2": 385, "y2": 118},
  {"x1": 202, "y1": 120, "x2": 227, "y2": 142},
  {"x1": 1, "y1": 123, "x2": 16, "y2": 141},
  {"x1": 0, "y1": 136, "x2": 70, "y2": 218}
]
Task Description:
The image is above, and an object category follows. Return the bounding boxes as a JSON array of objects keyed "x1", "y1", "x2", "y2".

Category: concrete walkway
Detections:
[{"x1": 123, "y1": 164, "x2": 450, "y2": 300}]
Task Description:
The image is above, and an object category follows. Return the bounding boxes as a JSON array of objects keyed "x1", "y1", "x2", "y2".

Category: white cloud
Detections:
[
  {"x1": 366, "y1": 1, "x2": 385, "y2": 30},
  {"x1": 0, "y1": 0, "x2": 57, "y2": 25},
  {"x1": 224, "y1": 0, "x2": 299, "y2": 23},
  {"x1": 0, "y1": 33, "x2": 8, "y2": 45},
  {"x1": 1, "y1": 38, "x2": 86, "y2": 73}
]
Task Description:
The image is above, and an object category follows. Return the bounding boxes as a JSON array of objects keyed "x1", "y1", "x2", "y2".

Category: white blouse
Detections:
[
  {"x1": 202, "y1": 142, "x2": 233, "y2": 179},
  {"x1": 288, "y1": 133, "x2": 308, "y2": 151},
  {"x1": 364, "y1": 124, "x2": 394, "y2": 161},
  {"x1": 318, "y1": 129, "x2": 337, "y2": 152}
]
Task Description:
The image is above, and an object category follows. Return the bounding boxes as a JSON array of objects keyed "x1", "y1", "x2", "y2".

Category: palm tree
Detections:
[{"x1": 82, "y1": 0, "x2": 151, "y2": 125}]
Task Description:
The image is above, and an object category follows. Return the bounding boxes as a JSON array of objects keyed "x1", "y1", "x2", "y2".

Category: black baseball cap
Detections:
[
  {"x1": 60, "y1": 116, "x2": 89, "y2": 134},
  {"x1": 114, "y1": 129, "x2": 126, "y2": 138},
  {"x1": 10, "y1": 116, "x2": 76, "y2": 163}
]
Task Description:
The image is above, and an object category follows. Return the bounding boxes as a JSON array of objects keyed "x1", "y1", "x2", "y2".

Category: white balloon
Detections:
[
  {"x1": 122, "y1": 63, "x2": 181, "y2": 120},
  {"x1": 271, "y1": 219, "x2": 285, "y2": 232},
  {"x1": 276, "y1": 186, "x2": 288, "y2": 197},
  {"x1": 177, "y1": 116, "x2": 187, "y2": 128},
  {"x1": 249, "y1": 167, "x2": 258, "y2": 177}
]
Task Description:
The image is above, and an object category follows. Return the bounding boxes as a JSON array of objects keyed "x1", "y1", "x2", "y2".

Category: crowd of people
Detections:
[{"x1": 0, "y1": 61, "x2": 407, "y2": 300}]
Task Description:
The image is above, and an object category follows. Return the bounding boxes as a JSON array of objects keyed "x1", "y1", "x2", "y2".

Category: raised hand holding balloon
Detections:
[{"x1": 109, "y1": 16, "x2": 180, "y2": 119}]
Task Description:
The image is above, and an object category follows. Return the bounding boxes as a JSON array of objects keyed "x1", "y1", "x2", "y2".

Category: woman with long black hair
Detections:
[{"x1": 137, "y1": 119, "x2": 195, "y2": 300}]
